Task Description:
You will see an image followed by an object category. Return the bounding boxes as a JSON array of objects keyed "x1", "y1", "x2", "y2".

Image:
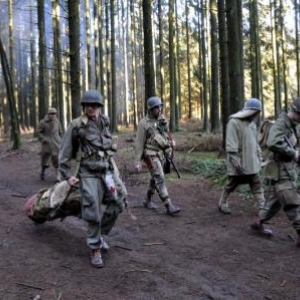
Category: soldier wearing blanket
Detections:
[
  {"x1": 218, "y1": 98, "x2": 265, "y2": 214},
  {"x1": 251, "y1": 98, "x2": 300, "y2": 246},
  {"x1": 134, "y1": 96, "x2": 181, "y2": 215},
  {"x1": 59, "y1": 90, "x2": 127, "y2": 268}
]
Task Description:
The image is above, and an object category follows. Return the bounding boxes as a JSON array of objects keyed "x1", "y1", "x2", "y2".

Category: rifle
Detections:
[{"x1": 164, "y1": 154, "x2": 181, "y2": 178}]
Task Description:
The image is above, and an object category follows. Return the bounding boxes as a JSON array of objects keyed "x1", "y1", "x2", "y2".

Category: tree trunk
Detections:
[
  {"x1": 226, "y1": 0, "x2": 243, "y2": 113},
  {"x1": 130, "y1": 0, "x2": 138, "y2": 128},
  {"x1": 249, "y1": 0, "x2": 263, "y2": 115},
  {"x1": 121, "y1": 0, "x2": 129, "y2": 127},
  {"x1": 295, "y1": 0, "x2": 300, "y2": 96},
  {"x1": 30, "y1": 4, "x2": 37, "y2": 132},
  {"x1": 158, "y1": 0, "x2": 165, "y2": 108},
  {"x1": 185, "y1": 1, "x2": 192, "y2": 119},
  {"x1": 218, "y1": 0, "x2": 229, "y2": 148},
  {"x1": 270, "y1": 0, "x2": 281, "y2": 116},
  {"x1": 210, "y1": 0, "x2": 219, "y2": 132},
  {"x1": 38, "y1": 0, "x2": 48, "y2": 120},
  {"x1": 110, "y1": 0, "x2": 118, "y2": 132},
  {"x1": 0, "y1": 37, "x2": 21, "y2": 150},
  {"x1": 68, "y1": 0, "x2": 81, "y2": 118},
  {"x1": 52, "y1": 0, "x2": 64, "y2": 130},
  {"x1": 85, "y1": 0, "x2": 92, "y2": 88},
  {"x1": 200, "y1": 0, "x2": 209, "y2": 131},
  {"x1": 169, "y1": 0, "x2": 176, "y2": 132},
  {"x1": 143, "y1": 0, "x2": 156, "y2": 111}
]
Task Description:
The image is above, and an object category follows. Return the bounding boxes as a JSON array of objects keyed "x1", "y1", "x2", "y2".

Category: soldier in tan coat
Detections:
[
  {"x1": 251, "y1": 98, "x2": 300, "y2": 245},
  {"x1": 135, "y1": 96, "x2": 180, "y2": 215},
  {"x1": 37, "y1": 107, "x2": 63, "y2": 181},
  {"x1": 218, "y1": 98, "x2": 265, "y2": 214}
]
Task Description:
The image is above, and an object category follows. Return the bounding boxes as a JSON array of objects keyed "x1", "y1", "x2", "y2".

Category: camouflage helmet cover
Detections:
[
  {"x1": 81, "y1": 89, "x2": 103, "y2": 106},
  {"x1": 147, "y1": 96, "x2": 162, "y2": 110}
]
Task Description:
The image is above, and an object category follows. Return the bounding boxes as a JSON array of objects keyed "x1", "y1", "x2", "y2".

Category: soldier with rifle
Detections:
[
  {"x1": 134, "y1": 96, "x2": 181, "y2": 215},
  {"x1": 251, "y1": 98, "x2": 300, "y2": 246}
]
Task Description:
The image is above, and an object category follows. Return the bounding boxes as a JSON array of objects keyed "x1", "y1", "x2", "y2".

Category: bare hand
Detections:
[
  {"x1": 135, "y1": 164, "x2": 142, "y2": 173},
  {"x1": 294, "y1": 150, "x2": 299, "y2": 162},
  {"x1": 231, "y1": 159, "x2": 244, "y2": 175},
  {"x1": 67, "y1": 176, "x2": 79, "y2": 187}
]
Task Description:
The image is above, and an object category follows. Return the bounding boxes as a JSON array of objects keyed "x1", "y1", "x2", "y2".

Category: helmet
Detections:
[
  {"x1": 243, "y1": 98, "x2": 262, "y2": 111},
  {"x1": 81, "y1": 90, "x2": 103, "y2": 106},
  {"x1": 48, "y1": 107, "x2": 57, "y2": 114},
  {"x1": 147, "y1": 96, "x2": 162, "y2": 110},
  {"x1": 291, "y1": 98, "x2": 300, "y2": 113}
]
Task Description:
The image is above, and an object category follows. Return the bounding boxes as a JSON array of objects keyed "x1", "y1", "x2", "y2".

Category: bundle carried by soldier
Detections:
[{"x1": 25, "y1": 163, "x2": 127, "y2": 235}]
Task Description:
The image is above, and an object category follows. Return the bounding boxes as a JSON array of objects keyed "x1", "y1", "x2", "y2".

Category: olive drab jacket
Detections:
[
  {"x1": 226, "y1": 116, "x2": 262, "y2": 175},
  {"x1": 37, "y1": 115, "x2": 63, "y2": 156},
  {"x1": 135, "y1": 114, "x2": 172, "y2": 165},
  {"x1": 59, "y1": 114, "x2": 115, "y2": 180},
  {"x1": 266, "y1": 112, "x2": 299, "y2": 183}
]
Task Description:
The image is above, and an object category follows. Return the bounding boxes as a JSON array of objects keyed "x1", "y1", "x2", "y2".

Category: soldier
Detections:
[
  {"x1": 251, "y1": 98, "x2": 300, "y2": 245},
  {"x1": 218, "y1": 98, "x2": 265, "y2": 214},
  {"x1": 37, "y1": 107, "x2": 63, "y2": 181},
  {"x1": 59, "y1": 90, "x2": 127, "y2": 268},
  {"x1": 134, "y1": 96, "x2": 181, "y2": 215}
]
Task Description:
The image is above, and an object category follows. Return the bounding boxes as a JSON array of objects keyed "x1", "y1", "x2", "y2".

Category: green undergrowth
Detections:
[{"x1": 190, "y1": 158, "x2": 227, "y2": 186}]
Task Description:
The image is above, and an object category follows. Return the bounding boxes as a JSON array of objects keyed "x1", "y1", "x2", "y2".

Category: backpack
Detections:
[{"x1": 258, "y1": 117, "x2": 275, "y2": 149}]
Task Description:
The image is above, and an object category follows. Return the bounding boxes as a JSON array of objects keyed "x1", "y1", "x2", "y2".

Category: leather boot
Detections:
[
  {"x1": 143, "y1": 191, "x2": 158, "y2": 210},
  {"x1": 90, "y1": 248, "x2": 103, "y2": 268},
  {"x1": 218, "y1": 190, "x2": 231, "y2": 214},
  {"x1": 165, "y1": 202, "x2": 181, "y2": 215},
  {"x1": 250, "y1": 219, "x2": 273, "y2": 237}
]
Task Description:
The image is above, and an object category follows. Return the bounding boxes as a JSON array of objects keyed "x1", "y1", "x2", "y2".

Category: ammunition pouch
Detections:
[{"x1": 81, "y1": 151, "x2": 110, "y2": 172}]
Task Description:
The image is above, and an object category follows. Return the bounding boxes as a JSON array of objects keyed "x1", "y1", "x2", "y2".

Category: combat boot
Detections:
[
  {"x1": 90, "y1": 248, "x2": 103, "y2": 268},
  {"x1": 250, "y1": 220, "x2": 273, "y2": 237},
  {"x1": 100, "y1": 237, "x2": 110, "y2": 251},
  {"x1": 165, "y1": 202, "x2": 181, "y2": 215},
  {"x1": 143, "y1": 192, "x2": 158, "y2": 210},
  {"x1": 218, "y1": 190, "x2": 231, "y2": 214}
]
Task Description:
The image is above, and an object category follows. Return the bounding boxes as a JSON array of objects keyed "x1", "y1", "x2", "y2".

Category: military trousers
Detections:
[
  {"x1": 223, "y1": 174, "x2": 263, "y2": 195},
  {"x1": 145, "y1": 155, "x2": 169, "y2": 201},
  {"x1": 259, "y1": 180, "x2": 300, "y2": 230},
  {"x1": 222, "y1": 174, "x2": 265, "y2": 208},
  {"x1": 41, "y1": 152, "x2": 59, "y2": 169},
  {"x1": 79, "y1": 177, "x2": 105, "y2": 249}
]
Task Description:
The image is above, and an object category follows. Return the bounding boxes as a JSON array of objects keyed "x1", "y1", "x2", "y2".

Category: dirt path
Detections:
[{"x1": 0, "y1": 137, "x2": 300, "y2": 300}]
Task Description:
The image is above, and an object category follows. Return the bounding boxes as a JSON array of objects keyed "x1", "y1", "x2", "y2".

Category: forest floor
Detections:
[{"x1": 0, "y1": 132, "x2": 300, "y2": 300}]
